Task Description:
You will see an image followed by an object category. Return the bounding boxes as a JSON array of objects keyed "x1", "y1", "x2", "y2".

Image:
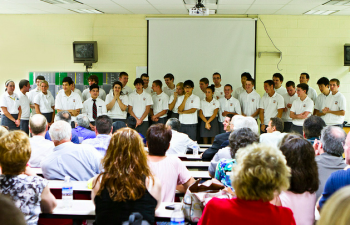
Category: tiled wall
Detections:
[{"x1": 0, "y1": 14, "x2": 349, "y2": 120}]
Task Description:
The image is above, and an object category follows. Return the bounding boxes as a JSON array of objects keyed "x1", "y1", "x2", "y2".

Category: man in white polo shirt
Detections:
[
  {"x1": 18, "y1": 79, "x2": 31, "y2": 134},
  {"x1": 150, "y1": 80, "x2": 169, "y2": 125},
  {"x1": 141, "y1": 73, "x2": 152, "y2": 95},
  {"x1": 128, "y1": 78, "x2": 153, "y2": 137},
  {"x1": 82, "y1": 84, "x2": 107, "y2": 131},
  {"x1": 163, "y1": 73, "x2": 176, "y2": 97},
  {"x1": 300, "y1": 72, "x2": 317, "y2": 103},
  {"x1": 55, "y1": 77, "x2": 83, "y2": 128},
  {"x1": 273, "y1": 73, "x2": 287, "y2": 96},
  {"x1": 27, "y1": 75, "x2": 45, "y2": 116},
  {"x1": 239, "y1": 78, "x2": 260, "y2": 120},
  {"x1": 218, "y1": 84, "x2": 241, "y2": 133},
  {"x1": 290, "y1": 83, "x2": 314, "y2": 135},
  {"x1": 213, "y1": 72, "x2": 224, "y2": 100},
  {"x1": 314, "y1": 77, "x2": 333, "y2": 121},
  {"x1": 234, "y1": 72, "x2": 252, "y2": 99},
  {"x1": 82, "y1": 75, "x2": 106, "y2": 101},
  {"x1": 282, "y1": 81, "x2": 298, "y2": 132},
  {"x1": 319, "y1": 78, "x2": 346, "y2": 127},
  {"x1": 259, "y1": 80, "x2": 284, "y2": 133},
  {"x1": 178, "y1": 80, "x2": 200, "y2": 141},
  {"x1": 119, "y1": 72, "x2": 133, "y2": 95}
]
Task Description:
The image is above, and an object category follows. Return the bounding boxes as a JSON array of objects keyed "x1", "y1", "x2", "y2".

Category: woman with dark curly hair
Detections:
[
  {"x1": 210, "y1": 127, "x2": 259, "y2": 186},
  {"x1": 92, "y1": 128, "x2": 162, "y2": 224},
  {"x1": 275, "y1": 134, "x2": 319, "y2": 225}
]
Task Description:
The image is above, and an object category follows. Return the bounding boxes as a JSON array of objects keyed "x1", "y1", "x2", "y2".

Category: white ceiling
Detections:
[{"x1": 0, "y1": 0, "x2": 350, "y2": 15}]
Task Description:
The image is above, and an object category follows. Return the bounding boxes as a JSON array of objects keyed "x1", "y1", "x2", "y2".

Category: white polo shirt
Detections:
[
  {"x1": 152, "y1": 92, "x2": 169, "y2": 118},
  {"x1": 1, "y1": 92, "x2": 20, "y2": 114},
  {"x1": 290, "y1": 96, "x2": 314, "y2": 126},
  {"x1": 275, "y1": 86, "x2": 287, "y2": 96},
  {"x1": 122, "y1": 85, "x2": 133, "y2": 96},
  {"x1": 27, "y1": 88, "x2": 41, "y2": 105},
  {"x1": 59, "y1": 88, "x2": 83, "y2": 101},
  {"x1": 238, "y1": 90, "x2": 260, "y2": 119},
  {"x1": 169, "y1": 95, "x2": 183, "y2": 114},
  {"x1": 322, "y1": 92, "x2": 346, "y2": 125},
  {"x1": 200, "y1": 98, "x2": 220, "y2": 117},
  {"x1": 178, "y1": 94, "x2": 200, "y2": 124},
  {"x1": 18, "y1": 92, "x2": 31, "y2": 120},
  {"x1": 55, "y1": 91, "x2": 83, "y2": 122},
  {"x1": 82, "y1": 88, "x2": 106, "y2": 102},
  {"x1": 82, "y1": 97, "x2": 108, "y2": 122},
  {"x1": 214, "y1": 86, "x2": 224, "y2": 99},
  {"x1": 33, "y1": 92, "x2": 55, "y2": 114},
  {"x1": 105, "y1": 93, "x2": 129, "y2": 119},
  {"x1": 234, "y1": 86, "x2": 245, "y2": 99},
  {"x1": 307, "y1": 86, "x2": 317, "y2": 103},
  {"x1": 259, "y1": 92, "x2": 284, "y2": 125},
  {"x1": 163, "y1": 86, "x2": 176, "y2": 97},
  {"x1": 218, "y1": 96, "x2": 241, "y2": 122},
  {"x1": 128, "y1": 90, "x2": 153, "y2": 121},
  {"x1": 144, "y1": 86, "x2": 153, "y2": 95},
  {"x1": 315, "y1": 92, "x2": 331, "y2": 111},
  {"x1": 282, "y1": 92, "x2": 298, "y2": 122}
]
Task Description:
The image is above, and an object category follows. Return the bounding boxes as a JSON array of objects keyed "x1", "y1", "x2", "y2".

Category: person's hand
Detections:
[
  {"x1": 15, "y1": 119, "x2": 20, "y2": 127},
  {"x1": 261, "y1": 124, "x2": 266, "y2": 132},
  {"x1": 114, "y1": 92, "x2": 120, "y2": 100},
  {"x1": 216, "y1": 96, "x2": 220, "y2": 100},
  {"x1": 24, "y1": 165, "x2": 36, "y2": 176},
  {"x1": 283, "y1": 107, "x2": 287, "y2": 112},
  {"x1": 222, "y1": 111, "x2": 228, "y2": 117},
  {"x1": 173, "y1": 92, "x2": 178, "y2": 98},
  {"x1": 322, "y1": 107, "x2": 330, "y2": 113},
  {"x1": 205, "y1": 122, "x2": 211, "y2": 130},
  {"x1": 287, "y1": 103, "x2": 292, "y2": 108},
  {"x1": 184, "y1": 93, "x2": 191, "y2": 99},
  {"x1": 154, "y1": 117, "x2": 159, "y2": 122},
  {"x1": 135, "y1": 119, "x2": 142, "y2": 128},
  {"x1": 313, "y1": 139, "x2": 321, "y2": 156}
]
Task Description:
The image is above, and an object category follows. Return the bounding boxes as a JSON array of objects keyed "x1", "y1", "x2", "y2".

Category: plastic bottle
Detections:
[
  {"x1": 193, "y1": 145, "x2": 199, "y2": 156},
  {"x1": 171, "y1": 205, "x2": 185, "y2": 225},
  {"x1": 62, "y1": 176, "x2": 73, "y2": 209}
]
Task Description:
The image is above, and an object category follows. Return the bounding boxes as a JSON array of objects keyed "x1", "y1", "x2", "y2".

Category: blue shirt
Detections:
[
  {"x1": 319, "y1": 168, "x2": 350, "y2": 209},
  {"x1": 72, "y1": 126, "x2": 96, "y2": 140},
  {"x1": 41, "y1": 142, "x2": 103, "y2": 181},
  {"x1": 82, "y1": 134, "x2": 111, "y2": 156},
  {"x1": 45, "y1": 130, "x2": 80, "y2": 144}
]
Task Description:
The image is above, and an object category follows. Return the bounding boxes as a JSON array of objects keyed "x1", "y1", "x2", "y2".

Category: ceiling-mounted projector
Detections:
[{"x1": 189, "y1": 0, "x2": 209, "y2": 16}]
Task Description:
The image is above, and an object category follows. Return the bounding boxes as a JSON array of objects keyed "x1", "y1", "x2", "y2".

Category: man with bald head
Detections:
[{"x1": 28, "y1": 114, "x2": 54, "y2": 167}]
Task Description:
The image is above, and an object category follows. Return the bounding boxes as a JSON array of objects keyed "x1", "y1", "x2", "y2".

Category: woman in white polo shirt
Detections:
[
  {"x1": 105, "y1": 81, "x2": 128, "y2": 124},
  {"x1": 34, "y1": 80, "x2": 55, "y2": 126},
  {"x1": 0, "y1": 80, "x2": 21, "y2": 130},
  {"x1": 168, "y1": 82, "x2": 184, "y2": 119},
  {"x1": 199, "y1": 85, "x2": 220, "y2": 144}
]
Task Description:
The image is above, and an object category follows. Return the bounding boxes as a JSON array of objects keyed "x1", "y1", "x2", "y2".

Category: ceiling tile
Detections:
[
  {"x1": 121, "y1": 4, "x2": 156, "y2": 10},
  {"x1": 246, "y1": 8, "x2": 280, "y2": 14},
  {"x1": 253, "y1": 0, "x2": 291, "y2": 4},
  {"x1": 249, "y1": 4, "x2": 285, "y2": 10},
  {"x1": 151, "y1": 4, "x2": 186, "y2": 10},
  {"x1": 217, "y1": 4, "x2": 251, "y2": 9},
  {"x1": 219, "y1": 0, "x2": 254, "y2": 4},
  {"x1": 147, "y1": 0, "x2": 182, "y2": 4},
  {"x1": 158, "y1": 9, "x2": 188, "y2": 14},
  {"x1": 128, "y1": 9, "x2": 160, "y2": 14},
  {"x1": 217, "y1": 9, "x2": 248, "y2": 14},
  {"x1": 112, "y1": 0, "x2": 149, "y2": 5},
  {"x1": 311, "y1": 5, "x2": 350, "y2": 10},
  {"x1": 332, "y1": 10, "x2": 350, "y2": 15},
  {"x1": 288, "y1": 0, "x2": 327, "y2": 4}
]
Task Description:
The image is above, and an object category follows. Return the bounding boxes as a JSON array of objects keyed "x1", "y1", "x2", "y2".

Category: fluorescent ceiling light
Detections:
[
  {"x1": 40, "y1": 0, "x2": 81, "y2": 4},
  {"x1": 69, "y1": 9, "x2": 104, "y2": 13},
  {"x1": 304, "y1": 10, "x2": 338, "y2": 15},
  {"x1": 323, "y1": 0, "x2": 350, "y2": 6}
]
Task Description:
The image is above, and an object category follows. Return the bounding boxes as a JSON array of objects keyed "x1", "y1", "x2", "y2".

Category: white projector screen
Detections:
[{"x1": 147, "y1": 18, "x2": 256, "y2": 95}]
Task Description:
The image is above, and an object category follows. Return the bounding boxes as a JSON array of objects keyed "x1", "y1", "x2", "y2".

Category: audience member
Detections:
[
  {"x1": 0, "y1": 131, "x2": 57, "y2": 224},
  {"x1": 41, "y1": 121, "x2": 102, "y2": 181},
  {"x1": 278, "y1": 134, "x2": 319, "y2": 225},
  {"x1": 0, "y1": 126, "x2": 8, "y2": 138},
  {"x1": 213, "y1": 127, "x2": 259, "y2": 183},
  {"x1": 303, "y1": 115, "x2": 326, "y2": 144},
  {"x1": 28, "y1": 114, "x2": 54, "y2": 167},
  {"x1": 166, "y1": 118, "x2": 199, "y2": 155},
  {"x1": 92, "y1": 127, "x2": 161, "y2": 224},
  {"x1": 0, "y1": 194, "x2": 27, "y2": 225},
  {"x1": 112, "y1": 120, "x2": 127, "y2": 133},
  {"x1": 318, "y1": 186, "x2": 350, "y2": 225},
  {"x1": 45, "y1": 110, "x2": 80, "y2": 144},
  {"x1": 259, "y1": 117, "x2": 286, "y2": 147},
  {"x1": 318, "y1": 130, "x2": 350, "y2": 209},
  {"x1": 146, "y1": 124, "x2": 195, "y2": 202},
  {"x1": 82, "y1": 115, "x2": 113, "y2": 156},
  {"x1": 73, "y1": 114, "x2": 96, "y2": 141},
  {"x1": 198, "y1": 143, "x2": 295, "y2": 225},
  {"x1": 314, "y1": 126, "x2": 347, "y2": 200}
]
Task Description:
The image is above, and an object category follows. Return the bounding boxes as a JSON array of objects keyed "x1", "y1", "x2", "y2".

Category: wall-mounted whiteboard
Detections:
[{"x1": 147, "y1": 18, "x2": 256, "y2": 95}]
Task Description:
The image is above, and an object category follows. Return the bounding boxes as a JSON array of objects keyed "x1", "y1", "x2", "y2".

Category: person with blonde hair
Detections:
[
  {"x1": 33, "y1": 80, "x2": 55, "y2": 127},
  {"x1": 92, "y1": 128, "x2": 161, "y2": 224},
  {"x1": 0, "y1": 131, "x2": 57, "y2": 225},
  {"x1": 318, "y1": 186, "x2": 350, "y2": 225},
  {"x1": 199, "y1": 143, "x2": 295, "y2": 225}
]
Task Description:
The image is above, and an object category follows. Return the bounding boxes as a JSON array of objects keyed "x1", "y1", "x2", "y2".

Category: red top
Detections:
[{"x1": 198, "y1": 197, "x2": 296, "y2": 225}]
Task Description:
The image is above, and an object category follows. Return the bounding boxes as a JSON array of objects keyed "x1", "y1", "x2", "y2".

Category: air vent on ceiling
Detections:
[
  {"x1": 323, "y1": 0, "x2": 350, "y2": 5},
  {"x1": 69, "y1": 9, "x2": 104, "y2": 14},
  {"x1": 40, "y1": 0, "x2": 82, "y2": 4}
]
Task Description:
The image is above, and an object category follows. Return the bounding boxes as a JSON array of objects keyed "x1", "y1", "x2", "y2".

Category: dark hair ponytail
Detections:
[{"x1": 207, "y1": 84, "x2": 215, "y2": 93}]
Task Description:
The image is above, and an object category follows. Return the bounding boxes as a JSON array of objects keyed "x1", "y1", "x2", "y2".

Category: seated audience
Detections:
[
  {"x1": 259, "y1": 117, "x2": 286, "y2": 147},
  {"x1": 213, "y1": 127, "x2": 259, "y2": 185},
  {"x1": 0, "y1": 194, "x2": 27, "y2": 225},
  {"x1": 112, "y1": 120, "x2": 127, "y2": 133},
  {"x1": 277, "y1": 134, "x2": 319, "y2": 225},
  {"x1": 314, "y1": 126, "x2": 347, "y2": 200},
  {"x1": 82, "y1": 115, "x2": 113, "y2": 156},
  {"x1": 198, "y1": 143, "x2": 295, "y2": 225},
  {"x1": 302, "y1": 115, "x2": 326, "y2": 144},
  {"x1": 201, "y1": 115, "x2": 233, "y2": 161},
  {"x1": 318, "y1": 130, "x2": 350, "y2": 209},
  {"x1": 165, "y1": 118, "x2": 199, "y2": 155},
  {"x1": 146, "y1": 124, "x2": 195, "y2": 202},
  {"x1": 73, "y1": 114, "x2": 96, "y2": 141},
  {"x1": 318, "y1": 186, "x2": 350, "y2": 225},
  {"x1": 28, "y1": 114, "x2": 54, "y2": 167},
  {"x1": 0, "y1": 131, "x2": 57, "y2": 224},
  {"x1": 92, "y1": 128, "x2": 162, "y2": 225},
  {"x1": 45, "y1": 111, "x2": 80, "y2": 144},
  {"x1": 41, "y1": 121, "x2": 103, "y2": 181},
  {"x1": 0, "y1": 126, "x2": 8, "y2": 138}
]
